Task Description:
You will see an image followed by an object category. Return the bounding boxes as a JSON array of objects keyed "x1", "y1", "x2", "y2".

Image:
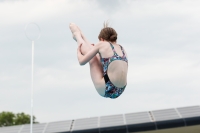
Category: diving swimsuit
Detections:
[{"x1": 99, "y1": 42, "x2": 128, "y2": 99}]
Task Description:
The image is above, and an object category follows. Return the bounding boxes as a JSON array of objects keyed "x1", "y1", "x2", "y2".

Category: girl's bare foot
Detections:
[{"x1": 69, "y1": 23, "x2": 80, "y2": 41}]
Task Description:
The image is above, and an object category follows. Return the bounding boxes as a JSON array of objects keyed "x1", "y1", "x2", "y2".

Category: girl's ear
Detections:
[{"x1": 100, "y1": 38, "x2": 104, "y2": 41}]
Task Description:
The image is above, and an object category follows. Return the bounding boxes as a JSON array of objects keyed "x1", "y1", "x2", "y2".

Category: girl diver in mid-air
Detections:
[{"x1": 69, "y1": 22, "x2": 128, "y2": 99}]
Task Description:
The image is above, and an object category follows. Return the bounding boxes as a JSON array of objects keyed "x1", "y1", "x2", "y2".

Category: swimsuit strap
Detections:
[
  {"x1": 109, "y1": 42, "x2": 114, "y2": 49},
  {"x1": 110, "y1": 42, "x2": 126, "y2": 57},
  {"x1": 119, "y1": 45, "x2": 126, "y2": 56},
  {"x1": 99, "y1": 42, "x2": 117, "y2": 58},
  {"x1": 109, "y1": 42, "x2": 118, "y2": 55}
]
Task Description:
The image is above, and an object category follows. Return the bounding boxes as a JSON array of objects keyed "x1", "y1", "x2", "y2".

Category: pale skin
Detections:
[{"x1": 69, "y1": 23, "x2": 128, "y2": 97}]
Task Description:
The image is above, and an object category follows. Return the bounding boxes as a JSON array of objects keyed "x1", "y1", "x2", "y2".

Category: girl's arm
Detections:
[{"x1": 77, "y1": 42, "x2": 101, "y2": 65}]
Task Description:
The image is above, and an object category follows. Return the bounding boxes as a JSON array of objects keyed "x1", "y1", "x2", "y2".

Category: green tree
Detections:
[
  {"x1": 0, "y1": 112, "x2": 15, "y2": 127},
  {"x1": 0, "y1": 111, "x2": 38, "y2": 127}
]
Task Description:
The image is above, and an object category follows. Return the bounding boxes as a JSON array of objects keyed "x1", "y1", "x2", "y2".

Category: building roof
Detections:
[{"x1": 0, "y1": 105, "x2": 200, "y2": 133}]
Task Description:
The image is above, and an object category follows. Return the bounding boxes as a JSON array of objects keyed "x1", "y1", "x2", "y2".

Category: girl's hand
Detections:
[{"x1": 77, "y1": 42, "x2": 100, "y2": 65}]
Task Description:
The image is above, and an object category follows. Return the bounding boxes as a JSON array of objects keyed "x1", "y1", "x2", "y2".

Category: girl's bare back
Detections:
[{"x1": 98, "y1": 42, "x2": 128, "y2": 88}]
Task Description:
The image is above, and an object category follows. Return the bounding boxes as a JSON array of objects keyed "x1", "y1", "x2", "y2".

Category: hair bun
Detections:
[{"x1": 109, "y1": 35, "x2": 117, "y2": 42}]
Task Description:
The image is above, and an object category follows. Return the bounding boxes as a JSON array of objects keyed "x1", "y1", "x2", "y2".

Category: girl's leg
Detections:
[
  {"x1": 69, "y1": 23, "x2": 105, "y2": 96},
  {"x1": 76, "y1": 26, "x2": 91, "y2": 46},
  {"x1": 76, "y1": 28, "x2": 105, "y2": 96},
  {"x1": 69, "y1": 23, "x2": 92, "y2": 55},
  {"x1": 89, "y1": 54, "x2": 105, "y2": 96}
]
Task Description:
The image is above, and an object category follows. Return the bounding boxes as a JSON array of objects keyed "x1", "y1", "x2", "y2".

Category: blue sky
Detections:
[{"x1": 0, "y1": 0, "x2": 200, "y2": 123}]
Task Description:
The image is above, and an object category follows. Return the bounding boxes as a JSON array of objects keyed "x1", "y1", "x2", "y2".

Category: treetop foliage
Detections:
[{"x1": 0, "y1": 111, "x2": 38, "y2": 127}]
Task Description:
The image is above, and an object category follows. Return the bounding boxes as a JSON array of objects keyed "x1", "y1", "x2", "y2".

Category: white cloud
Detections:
[
  {"x1": 0, "y1": 0, "x2": 200, "y2": 123},
  {"x1": 0, "y1": 0, "x2": 91, "y2": 26}
]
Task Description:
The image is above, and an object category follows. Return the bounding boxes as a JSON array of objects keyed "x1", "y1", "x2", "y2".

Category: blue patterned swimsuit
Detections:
[{"x1": 99, "y1": 43, "x2": 128, "y2": 99}]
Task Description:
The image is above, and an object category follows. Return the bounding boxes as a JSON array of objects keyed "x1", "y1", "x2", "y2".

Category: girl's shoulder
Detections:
[
  {"x1": 95, "y1": 41, "x2": 110, "y2": 48},
  {"x1": 117, "y1": 44, "x2": 126, "y2": 50},
  {"x1": 96, "y1": 41, "x2": 109, "y2": 45}
]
